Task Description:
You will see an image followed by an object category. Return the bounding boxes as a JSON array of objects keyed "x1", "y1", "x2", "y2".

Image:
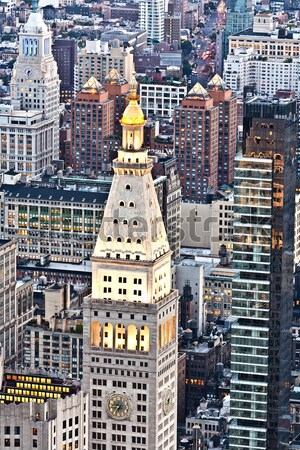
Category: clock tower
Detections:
[
  {"x1": 10, "y1": 0, "x2": 60, "y2": 158},
  {"x1": 83, "y1": 74, "x2": 178, "y2": 450}
]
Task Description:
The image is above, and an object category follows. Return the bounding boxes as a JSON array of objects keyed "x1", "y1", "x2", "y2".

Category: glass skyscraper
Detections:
[{"x1": 229, "y1": 96, "x2": 297, "y2": 449}]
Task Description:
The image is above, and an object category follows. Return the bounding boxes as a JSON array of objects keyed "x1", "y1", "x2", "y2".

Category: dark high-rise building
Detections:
[
  {"x1": 207, "y1": 74, "x2": 237, "y2": 186},
  {"x1": 174, "y1": 83, "x2": 219, "y2": 202},
  {"x1": 71, "y1": 77, "x2": 114, "y2": 175},
  {"x1": 229, "y1": 96, "x2": 297, "y2": 450},
  {"x1": 164, "y1": 3, "x2": 181, "y2": 44},
  {"x1": 53, "y1": 38, "x2": 77, "y2": 103}
]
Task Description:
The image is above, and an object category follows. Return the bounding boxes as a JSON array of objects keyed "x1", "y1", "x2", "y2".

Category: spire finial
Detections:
[
  {"x1": 32, "y1": 0, "x2": 39, "y2": 13},
  {"x1": 128, "y1": 71, "x2": 138, "y2": 101}
]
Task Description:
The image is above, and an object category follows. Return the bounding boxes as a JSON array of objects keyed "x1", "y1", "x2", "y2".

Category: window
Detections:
[
  {"x1": 33, "y1": 428, "x2": 37, "y2": 435},
  {"x1": 4, "y1": 427, "x2": 10, "y2": 435},
  {"x1": 125, "y1": 184, "x2": 131, "y2": 190},
  {"x1": 33, "y1": 440, "x2": 38, "y2": 448},
  {"x1": 129, "y1": 202, "x2": 135, "y2": 208},
  {"x1": 14, "y1": 439, "x2": 20, "y2": 447},
  {"x1": 4, "y1": 439, "x2": 10, "y2": 447}
]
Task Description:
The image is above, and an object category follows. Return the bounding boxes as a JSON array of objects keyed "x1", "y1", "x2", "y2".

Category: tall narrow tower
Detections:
[
  {"x1": 71, "y1": 77, "x2": 114, "y2": 175},
  {"x1": 83, "y1": 75, "x2": 178, "y2": 450},
  {"x1": 174, "y1": 83, "x2": 219, "y2": 202},
  {"x1": 207, "y1": 74, "x2": 237, "y2": 186},
  {"x1": 10, "y1": 0, "x2": 60, "y2": 157},
  {"x1": 229, "y1": 96, "x2": 297, "y2": 450},
  {"x1": 138, "y1": 0, "x2": 165, "y2": 44}
]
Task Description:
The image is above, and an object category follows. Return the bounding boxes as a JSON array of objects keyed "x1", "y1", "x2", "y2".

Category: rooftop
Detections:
[
  {"x1": 82, "y1": 76, "x2": 103, "y2": 92},
  {"x1": 187, "y1": 82, "x2": 210, "y2": 99},
  {"x1": 1, "y1": 184, "x2": 108, "y2": 204}
]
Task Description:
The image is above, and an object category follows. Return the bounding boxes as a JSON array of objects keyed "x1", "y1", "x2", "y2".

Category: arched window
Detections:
[
  {"x1": 133, "y1": 220, "x2": 138, "y2": 226},
  {"x1": 115, "y1": 324, "x2": 126, "y2": 350},
  {"x1": 140, "y1": 326, "x2": 149, "y2": 352},
  {"x1": 129, "y1": 202, "x2": 135, "y2": 208},
  {"x1": 137, "y1": 238, "x2": 141, "y2": 244},
  {"x1": 127, "y1": 238, "x2": 131, "y2": 243},
  {"x1": 123, "y1": 219, "x2": 128, "y2": 225},
  {"x1": 125, "y1": 184, "x2": 131, "y2": 190},
  {"x1": 117, "y1": 237, "x2": 122, "y2": 242},
  {"x1": 127, "y1": 325, "x2": 138, "y2": 351},
  {"x1": 113, "y1": 219, "x2": 118, "y2": 224},
  {"x1": 91, "y1": 322, "x2": 101, "y2": 347},
  {"x1": 103, "y1": 323, "x2": 113, "y2": 349},
  {"x1": 119, "y1": 201, "x2": 125, "y2": 207},
  {"x1": 254, "y1": 136, "x2": 261, "y2": 144},
  {"x1": 107, "y1": 236, "x2": 112, "y2": 242}
]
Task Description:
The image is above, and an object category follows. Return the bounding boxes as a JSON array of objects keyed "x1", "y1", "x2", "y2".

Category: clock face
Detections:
[
  {"x1": 162, "y1": 388, "x2": 174, "y2": 415},
  {"x1": 24, "y1": 67, "x2": 33, "y2": 78},
  {"x1": 107, "y1": 394, "x2": 131, "y2": 420}
]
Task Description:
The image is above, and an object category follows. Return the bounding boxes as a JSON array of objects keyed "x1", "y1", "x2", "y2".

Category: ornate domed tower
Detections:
[
  {"x1": 10, "y1": 0, "x2": 60, "y2": 158},
  {"x1": 83, "y1": 73, "x2": 178, "y2": 450}
]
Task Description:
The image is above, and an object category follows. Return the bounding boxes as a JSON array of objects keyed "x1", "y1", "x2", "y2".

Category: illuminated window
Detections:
[{"x1": 127, "y1": 325, "x2": 138, "y2": 351}]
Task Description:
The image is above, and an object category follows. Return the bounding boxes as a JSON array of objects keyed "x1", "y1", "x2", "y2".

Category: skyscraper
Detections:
[
  {"x1": 76, "y1": 39, "x2": 134, "y2": 92},
  {"x1": 82, "y1": 75, "x2": 178, "y2": 450},
  {"x1": 53, "y1": 38, "x2": 77, "y2": 103},
  {"x1": 174, "y1": 83, "x2": 219, "y2": 202},
  {"x1": 225, "y1": 0, "x2": 253, "y2": 36},
  {"x1": 207, "y1": 74, "x2": 237, "y2": 186},
  {"x1": 229, "y1": 96, "x2": 297, "y2": 449},
  {"x1": 138, "y1": 0, "x2": 165, "y2": 44},
  {"x1": 221, "y1": 0, "x2": 253, "y2": 73},
  {"x1": 10, "y1": 0, "x2": 60, "y2": 158},
  {"x1": 71, "y1": 77, "x2": 114, "y2": 175}
]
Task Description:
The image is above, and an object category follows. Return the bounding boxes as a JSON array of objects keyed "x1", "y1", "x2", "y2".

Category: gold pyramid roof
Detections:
[
  {"x1": 207, "y1": 74, "x2": 227, "y2": 90},
  {"x1": 187, "y1": 82, "x2": 209, "y2": 98},
  {"x1": 105, "y1": 68, "x2": 126, "y2": 84},
  {"x1": 82, "y1": 76, "x2": 103, "y2": 92}
]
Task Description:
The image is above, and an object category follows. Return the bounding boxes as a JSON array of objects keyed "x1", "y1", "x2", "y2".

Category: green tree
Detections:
[
  {"x1": 76, "y1": 323, "x2": 83, "y2": 333},
  {"x1": 182, "y1": 60, "x2": 192, "y2": 76},
  {"x1": 181, "y1": 40, "x2": 193, "y2": 56}
]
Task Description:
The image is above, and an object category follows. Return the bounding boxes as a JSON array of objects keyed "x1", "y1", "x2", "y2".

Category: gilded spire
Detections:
[
  {"x1": 127, "y1": 71, "x2": 139, "y2": 101},
  {"x1": 120, "y1": 71, "x2": 145, "y2": 130}
]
